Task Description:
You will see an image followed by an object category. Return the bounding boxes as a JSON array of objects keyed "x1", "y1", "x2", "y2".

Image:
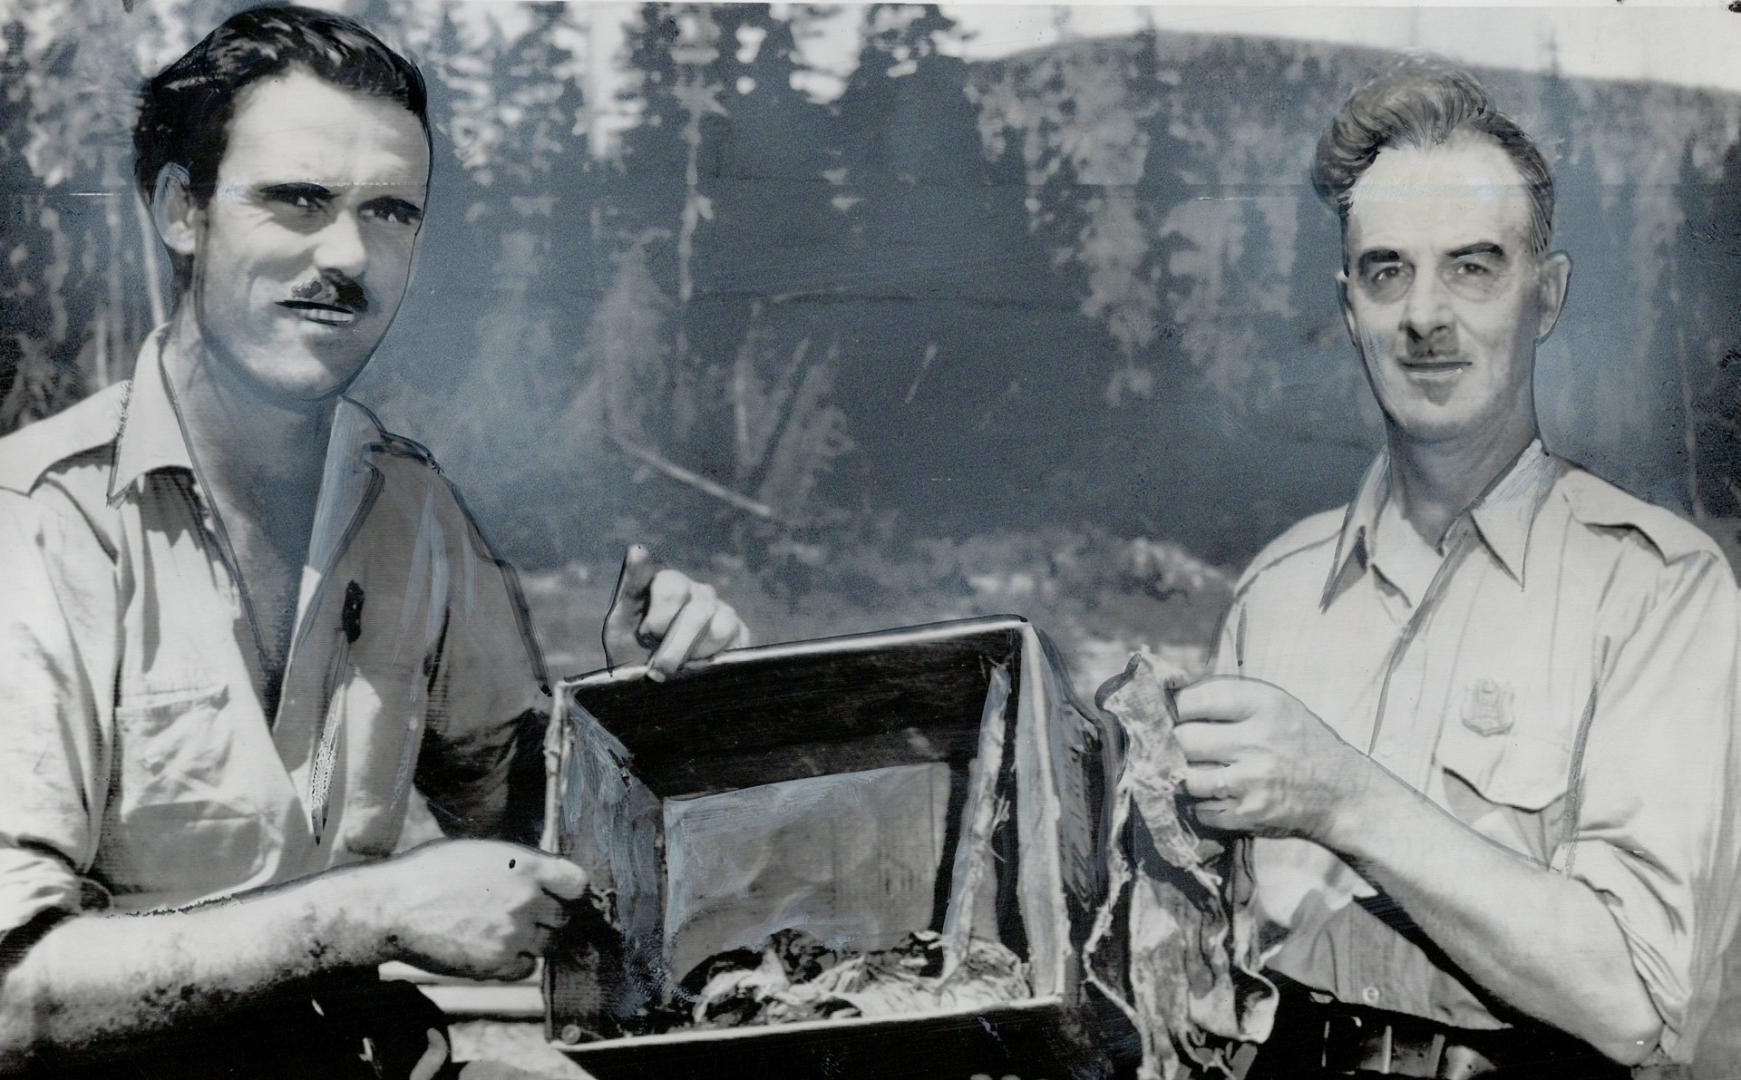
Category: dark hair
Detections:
[
  {"x1": 1312, "y1": 56, "x2": 1554, "y2": 257},
  {"x1": 133, "y1": 4, "x2": 429, "y2": 208}
]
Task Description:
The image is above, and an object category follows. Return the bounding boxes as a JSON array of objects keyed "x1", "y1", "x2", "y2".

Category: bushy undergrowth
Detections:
[{"x1": 520, "y1": 526, "x2": 1236, "y2": 697}]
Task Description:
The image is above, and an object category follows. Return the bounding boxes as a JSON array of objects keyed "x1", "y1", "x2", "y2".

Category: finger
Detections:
[
  {"x1": 409, "y1": 1030, "x2": 447, "y2": 1080},
  {"x1": 1173, "y1": 719, "x2": 1245, "y2": 764},
  {"x1": 531, "y1": 854, "x2": 590, "y2": 901},
  {"x1": 648, "y1": 592, "x2": 717, "y2": 677},
  {"x1": 1191, "y1": 797, "x2": 1245, "y2": 832},
  {"x1": 610, "y1": 544, "x2": 660, "y2": 615},
  {"x1": 1174, "y1": 676, "x2": 1266, "y2": 723},
  {"x1": 1180, "y1": 763, "x2": 1257, "y2": 802},
  {"x1": 603, "y1": 544, "x2": 663, "y2": 664},
  {"x1": 729, "y1": 622, "x2": 753, "y2": 649},
  {"x1": 528, "y1": 893, "x2": 569, "y2": 931},
  {"x1": 685, "y1": 604, "x2": 743, "y2": 662},
  {"x1": 638, "y1": 570, "x2": 694, "y2": 643}
]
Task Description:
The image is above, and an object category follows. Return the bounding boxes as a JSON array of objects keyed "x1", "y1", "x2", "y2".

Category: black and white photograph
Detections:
[{"x1": 1, "y1": 1, "x2": 1739, "y2": 1077}]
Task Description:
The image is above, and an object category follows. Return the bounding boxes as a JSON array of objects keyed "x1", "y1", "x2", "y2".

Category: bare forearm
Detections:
[
  {"x1": 1328, "y1": 770, "x2": 1661, "y2": 1063},
  {"x1": 0, "y1": 837, "x2": 590, "y2": 1070},
  {"x1": 1174, "y1": 677, "x2": 1672, "y2": 1064},
  {"x1": 0, "y1": 865, "x2": 388, "y2": 1069}
]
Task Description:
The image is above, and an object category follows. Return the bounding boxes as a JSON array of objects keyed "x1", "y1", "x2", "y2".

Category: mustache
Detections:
[
  {"x1": 1405, "y1": 330, "x2": 1458, "y2": 361},
  {"x1": 288, "y1": 275, "x2": 369, "y2": 314}
]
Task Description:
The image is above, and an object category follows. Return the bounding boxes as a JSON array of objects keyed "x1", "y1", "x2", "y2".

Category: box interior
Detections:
[{"x1": 545, "y1": 617, "x2": 1086, "y2": 1053}]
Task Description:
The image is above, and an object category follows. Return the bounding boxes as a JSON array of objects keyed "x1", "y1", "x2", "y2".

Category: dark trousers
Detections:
[
  {"x1": 1242, "y1": 980, "x2": 1629, "y2": 1080},
  {"x1": 41, "y1": 976, "x2": 449, "y2": 1080}
]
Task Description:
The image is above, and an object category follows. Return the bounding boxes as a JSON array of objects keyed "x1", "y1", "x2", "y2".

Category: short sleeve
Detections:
[
  {"x1": 0, "y1": 492, "x2": 115, "y2": 950},
  {"x1": 1209, "y1": 594, "x2": 1245, "y2": 678},
  {"x1": 1548, "y1": 546, "x2": 1741, "y2": 1062},
  {"x1": 412, "y1": 489, "x2": 547, "y2": 843}
]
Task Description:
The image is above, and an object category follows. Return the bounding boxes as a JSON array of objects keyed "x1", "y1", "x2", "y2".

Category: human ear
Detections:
[
  {"x1": 1337, "y1": 268, "x2": 1357, "y2": 349},
  {"x1": 1535, "y1": 251, "x2": 1572, "y2": 342},
  {"x1": 150, "y1": 164, "x2": 200, "y2": 258}
]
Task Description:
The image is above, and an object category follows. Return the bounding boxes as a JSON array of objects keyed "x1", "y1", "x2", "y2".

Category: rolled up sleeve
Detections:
[
  {"x1": 413, "y1": 500, "x2": 546, "y2": 843},
  {"x1": 1548, "y1": 547, "x2": 1741, "y2": 1061},
  {"x1": 0, "y1": 493, "x2": 113, "y2": 953},
  {"x1": 1209, "y1": 593, "x2": 1247, "y2": 678}
]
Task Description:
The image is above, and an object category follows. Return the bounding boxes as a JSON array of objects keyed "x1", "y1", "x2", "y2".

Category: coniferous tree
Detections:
[
  {"x1": 1674, "y1": 138, "x2": 1741, "y2": 525},
  {"x1": 0, "y1": 19, "x2": 71, "y2": 432}
]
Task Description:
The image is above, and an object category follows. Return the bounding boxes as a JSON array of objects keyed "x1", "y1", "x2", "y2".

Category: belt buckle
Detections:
[{"x1": 1322, "y1": 1012, "x2": 1389, "y2": 1074}]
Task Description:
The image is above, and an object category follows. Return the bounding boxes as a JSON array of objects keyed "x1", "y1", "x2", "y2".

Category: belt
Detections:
[
  {"x1": 1314, "y1": 1000, "x2": 1502, "y2": 1078},
  {"x1": 1249, "y1": 981, "x2": 1628, "y2": 1079}
]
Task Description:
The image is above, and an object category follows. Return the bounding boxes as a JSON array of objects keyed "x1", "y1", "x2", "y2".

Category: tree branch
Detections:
[{"x1": 608, "y1": 431, "x2": 789, "y2": 526}]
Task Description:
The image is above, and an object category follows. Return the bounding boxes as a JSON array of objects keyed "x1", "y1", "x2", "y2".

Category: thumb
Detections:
[
  {"x1": 611, "y1": 544, "x2": 659, "y2": 609},
  {"x1": 533, "y1": 854, "x2": 591, "y2": 902},
  {"x1": 603, "y1": 544, "x2": 660, "y2": 666},
  {"x1": 409, "y1": 1030, "x2": 447, "y2": 1080}
]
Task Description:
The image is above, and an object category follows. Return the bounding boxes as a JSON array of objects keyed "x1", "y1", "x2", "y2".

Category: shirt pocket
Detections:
[
  {"x1": 1433, "y1": 715, "x2": 1574, "y2": 813},
  {"x1": 112, "y1": 680, "x2": 267, "y2": 899}
]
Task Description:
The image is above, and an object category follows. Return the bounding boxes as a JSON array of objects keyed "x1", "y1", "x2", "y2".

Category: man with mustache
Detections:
[
  {"x1": 0, "y1": 7, "x2": 746, "y2": 1077},
  {"x1": 1171, "y1": 60, "x2": 1741, "y2": 1076}
]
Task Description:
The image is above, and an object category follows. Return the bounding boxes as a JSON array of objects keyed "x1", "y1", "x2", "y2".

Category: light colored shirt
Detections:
[
  {"x1": 1211, "y1": 441, "x2": 1741, "y2": 1064},
  {"x1": 0, "y1": 330, "x2": 546, "y2": 941}
]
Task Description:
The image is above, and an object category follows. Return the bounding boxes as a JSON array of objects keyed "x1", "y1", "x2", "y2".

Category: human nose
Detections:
[
  {"x1": 1400, "y1": 268, "x2": 1452, "y2": 344},
  {"x1": 313, "y1": 210, "x2": 367, "y2": 279}
]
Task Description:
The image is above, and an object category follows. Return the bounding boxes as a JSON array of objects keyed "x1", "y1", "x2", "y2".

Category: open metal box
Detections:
[{"x1": 542, "y1": 616, "x2": 1115, "y2": 1078}]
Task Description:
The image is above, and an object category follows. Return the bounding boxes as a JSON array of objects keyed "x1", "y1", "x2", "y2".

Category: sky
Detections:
[
  {"x1": 439, "y1": 0, "x2": 1741, "y2": 154},
  {"x1": 948, "y1": 4, "x2": 1741, "y2": 95},
  {"x1": 453, "y1": 1, "x2": 1741, "y2": 98}
]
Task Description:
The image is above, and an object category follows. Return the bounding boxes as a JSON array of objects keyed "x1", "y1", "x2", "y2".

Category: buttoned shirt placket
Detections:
[
  {"x1": 120, "y1": 335, "x2": 392, "y2": 849},
  {"x1": 1335, "y1": 516, "x2": 1483, "y2": 1010}
]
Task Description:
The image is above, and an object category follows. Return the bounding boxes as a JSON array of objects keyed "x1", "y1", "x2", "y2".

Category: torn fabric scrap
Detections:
[
  {"x1": 642, "y1": 928, "x2": 1029, "y2": 1032},
  {"x1": 1085, "y1": 651, "x2": 1276, "y2": 1080}
]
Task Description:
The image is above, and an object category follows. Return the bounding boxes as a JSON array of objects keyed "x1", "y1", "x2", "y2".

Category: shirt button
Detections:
[{"x1": 1362, "y1": 986, "x2": 1381, "y2": 1006}]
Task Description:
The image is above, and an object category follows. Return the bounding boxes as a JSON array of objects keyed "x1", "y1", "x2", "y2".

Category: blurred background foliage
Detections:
[{"x1": 2, "y1": 1, "x2": 1738, "y2": 680}]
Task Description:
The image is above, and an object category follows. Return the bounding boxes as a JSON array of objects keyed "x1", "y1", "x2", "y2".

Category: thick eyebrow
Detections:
[
  {"x1": 1447, "y1": 242, "x2": 1507, "y2": 260},
  {"x1": 258, "y1": 181, "x2": 333, "y2": 201},
  {"x1": 1356, "y1": 249, "x2": 1403, "y2": 274}
]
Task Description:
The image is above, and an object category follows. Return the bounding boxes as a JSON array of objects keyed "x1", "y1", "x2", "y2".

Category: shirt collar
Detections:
[
  {"x1": 1370, "y1": 492, "x2": 1444, "y2": 609},
  {"x1": 1466, "y1": 440, "x2": 1562, "y2": 585},
  {"x1": 1321, "y1": 439, "x2": 1561, "y2": 607},
  {"x1": 107, "y1": 327, "x2": 191, "y2": 503},
  {"x1": 107, "y1": 326, "x2": 387, "y2": 505},
  {"x1": 1321, "y1": 454, "x2": 1390, "y2": 608}
]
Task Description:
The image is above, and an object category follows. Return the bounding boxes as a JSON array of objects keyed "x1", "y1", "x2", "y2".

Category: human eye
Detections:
[
  {"x1": 362, "y1": 198, "x2": 423, "y2": 227},
  {"x1": 1444, "y1": 250, "x2": 1507, "y2": 297},
  {"x1": 1359, "y1": 257, "x2": 1411, "y2": 300},
  {"x1": 261, "y1": 183, "x2": 331, "y2": 213}
]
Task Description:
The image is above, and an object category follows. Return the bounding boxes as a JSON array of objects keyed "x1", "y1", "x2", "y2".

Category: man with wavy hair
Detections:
[
  {"x1": 0, "y1": 7, "x2": 746, "y2": 1077},
  {"x1": 1170, "y1": 59, "x2": 1741, "y2": 1077}
]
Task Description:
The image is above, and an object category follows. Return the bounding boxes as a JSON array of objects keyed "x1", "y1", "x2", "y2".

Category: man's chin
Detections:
[
  {"x1": 1384, "y1": 404, "x2": 1482, "y2": 445},
  {"x1": 249, "y1": 352, "x2": 374, "y2": 404}
]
